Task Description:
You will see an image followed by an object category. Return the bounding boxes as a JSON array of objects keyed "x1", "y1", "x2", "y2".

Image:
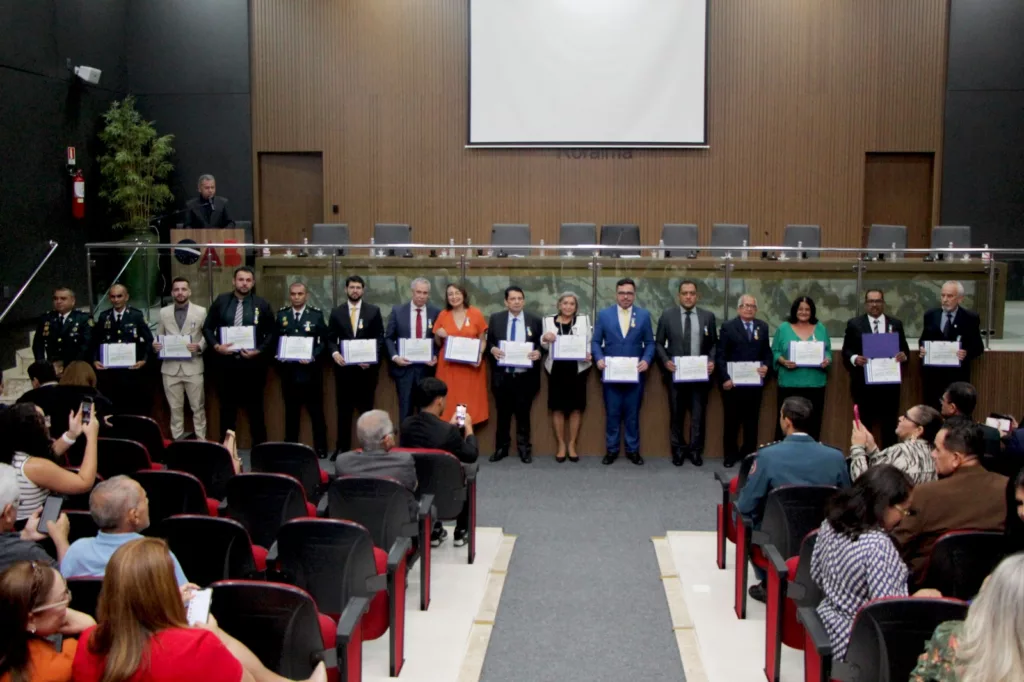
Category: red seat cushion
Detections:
[
  {"x1": 751, "y1": 544, "x2": 768, "y2": 570},
  {"x1": 150, "y1": 463, "x2": 166, "y2": 471},
  {"x1": 163, "y1": 438, "x2": 173, "y2": 448},
  {"x1": 361, "y1": 547, "x2": 389, "y2": 641},
  {"x1": 205, "y1": 498, "x2": 220, "y2": 517},
  {"x1": 251, "y1": 545, "x2": 268, "y2": 572},
  {"x1": 319, "y1": 469, "x2": 329, "y2": 485},
  {"x1": 726, "y1": 477, "x2": 740, "y2": 542},
  {"x1": 781, "y1": 555, "x2": 805, "y2": 650},
  {"x1": 318, "y1": 611, "x2": 337, "y2": 650},
  {"x1": 305, "y1": 501, "x2": 317, "y2": 517}
]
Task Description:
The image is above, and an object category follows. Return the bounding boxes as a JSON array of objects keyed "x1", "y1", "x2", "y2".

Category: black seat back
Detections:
[
  {"x1": 96, "y1": 438, "x2": 152, "y2": 479},
  {"x1": 922, "y1": 530, "x2": 1006, "y2": 599},
  {"x1": 225, "y1": 473, "x2": 308, "y2": 549},
  {"x1": 131, "y1": 470, "x2": 210, "y2": 530},
  {"x1": 68, "y1": 577, "x2": 104, "y2": 618},
  {"x1": 211, "y1": 580, "x2": 326, "y2": 679},
  {"x1": 327, "y1": 476, "x2": 414, "y2": 549},
  {"x1": 165, "y1": 440, "x2": 235, "y2": 500},
  {"x1": 845, "y1": 598, "x2": 968, "y2": 682},
  {"x1": 737, "y1": 453, "x2": 757, "y2": 492},
  {"x1": 106, "y1": 414, "x2": 166, "y2": 463},
  {"x1": 251, "y1": 442, "x2": 321, "y2": 500},
  {"x1": 407, "y1": 449, "x2": 466, "y2": 520},
  {"x1": 158, "y1": 515, "x2": 258, "y2": 586},
  {"x1": 275, "y1": 518, "x2": 378, "y2": 618},
  {"x1": 759, "y1": 485, "x2": 836, "y2": 558},
  {"x1": 791, "y1": 530, "x2": 822, "y2": 608}
]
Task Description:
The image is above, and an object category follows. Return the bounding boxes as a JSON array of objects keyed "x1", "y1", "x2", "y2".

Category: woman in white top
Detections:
[
  {"x1": 539, "y1": 292, "x2": 592, "y2": 463},
  {"x1": 0, "y1": 402, "x2": 99, "y2": 521}
]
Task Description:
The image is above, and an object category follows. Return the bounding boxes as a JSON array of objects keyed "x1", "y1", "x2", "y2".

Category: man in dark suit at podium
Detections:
[
  {"x1": 183, "y1": 174, "x2": 235, "y2": 228},
  {"x1": 919, "y1": 280, "x2": 984, "y2": 410},
  {"x1": 842, "y1": 289, "x2": 910, "y2": 448},
  {"x1": 716, "y1": 294, "x2": 773, "y2": 467},
  {"x1": 385, "y1": 277, "x2": 441, "y2": 424}
]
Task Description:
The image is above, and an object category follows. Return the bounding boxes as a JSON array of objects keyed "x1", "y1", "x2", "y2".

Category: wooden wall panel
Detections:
[{"x1": 251, "y1": 0, "x2": 947, "y2": 249}]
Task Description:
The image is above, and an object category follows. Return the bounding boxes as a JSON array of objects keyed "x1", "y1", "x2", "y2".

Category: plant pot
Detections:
[{"x1": 119, "y1": 231, "x2": 160, "y2": 309}]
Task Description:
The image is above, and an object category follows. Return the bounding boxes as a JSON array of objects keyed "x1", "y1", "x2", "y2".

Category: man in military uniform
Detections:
[
  {"x1": 275, "y1": 281, "x2": 328, "y2": 457},
  {"x1": 91, "y1": 284, "x2": 153, "y2": 414},
  {"x1": 737, "y1": 395, "x2": 851, "y2": 602},
  {"x1": 33, "y1": 287, "x2": 93, "y2": 372}
]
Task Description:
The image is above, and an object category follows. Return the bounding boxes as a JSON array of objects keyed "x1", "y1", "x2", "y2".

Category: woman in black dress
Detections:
[{"x1": 540, "y1": 292, "x2": 591, "y2": 462}]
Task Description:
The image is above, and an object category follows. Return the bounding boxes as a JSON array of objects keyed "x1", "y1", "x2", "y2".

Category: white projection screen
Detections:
[{"x1": 468, "y1": 0, "x2": 708, "y2": 147}]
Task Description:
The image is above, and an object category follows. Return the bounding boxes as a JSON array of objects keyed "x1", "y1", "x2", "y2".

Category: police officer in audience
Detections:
[
  {"x1": 32, "y1": 286, "x2": 93, "y2": 373},
  {"x1": 91, "y1": 284, "x2": 153, "y2": 414},
  {"x1": 275, "y1": 281, "x2": 329, "y2": 457}
]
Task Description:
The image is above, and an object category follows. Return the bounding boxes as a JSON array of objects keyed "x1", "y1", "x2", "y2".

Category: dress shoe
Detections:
[
  {"x1": 723, "y1": 458, "x2": 737, "y2": 468},
  {"x1": 690, "y1": 452, "x2": 704, "y2": 467},
  {"x1": 316, "y1": 450, "x2": 328, "y2": 460},
  {"x1": 626, "y1": 451, "x2": 644, "y2": 466},
  {"x1": 568, "y1": 453, "x2": 580, "y2": 463},
  {"x1": 330, "y1": 449, "x2": 342, "y2": 462},
  {"x1": 671, "y1": 452, "x2": 684, "y2": 467},
  {"x1": 602, "y1": 452, "x2": 618, "y2": 465},
  {"x1": 748, "y1": 581, "x2": 767, "y2": 603},
  {"x1": 519, "y1": 452, "x2": 533, "y2": 463},
  {"x1": 453, "y1": 528, "x2": 469, "y2": 547},
  {"x1": 489, "y1": 450, "x2": 509, "y2": 463}
]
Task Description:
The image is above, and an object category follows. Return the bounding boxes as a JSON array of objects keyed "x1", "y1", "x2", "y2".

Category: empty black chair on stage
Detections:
[
  {"x1": 661, "y1": 223, "x2": 699, "y2": 258},
  {"x1": 131, "y1": 469, "x2": 216, "y2": 528},
  {"x1": 164, "y1": 440, "x2": 236, "y2": 500},
  {"x1": 919, "y1": 530, "x2": 1005, "y2": 599},
  {"x1": 105, "y1": 414, "x2": 168, "y2": 463},
  {"x1": 224, "y1": 473, "x2": 313, "y2": 550},
  {"x1": 600, "y1": 224, "x2": 641, "y2": 257},
  {"x1": 67, "y1": 577, "x2": 104, "y2": 618},
  {"x1": 401, "y1": 448, "x2": 479, "y2": 564},
  {"x1": 490, "y1": 223, "x2": 531, "y2": 256},
  {"x1": 311, "y1": 223, "x2": 350, "y2": 255},
  {"x1": 713, "y1": 452, "x2": 757, "y2": 569},
  {"x1": 327, "y1": 475, "x2": 434, "y2": 609},
  {"x1": 160, "y1": 515, "x2": 266, "y2": 585},
  {"x1": 559, "y1": 222, "x2": 597, "y2": 247},
  {"x1": 211, "y1": 580, "x2": 369, "y2": 682},
  {"x1": 251, "y1": 442, "x2": 328, "y2": 502},
  {"x1": 95, "y1": 438, "x2": 161, "y2": 480},
  {"x1": 373, "y1": 223, "x2": 412, "y2": 257}
]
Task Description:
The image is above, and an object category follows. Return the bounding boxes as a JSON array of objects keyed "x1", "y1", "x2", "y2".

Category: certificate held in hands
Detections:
[
  {"x1": 159, "y1": 335, "x2": 192, "y2": 360},
  {"x1": 343, "y1": 339, "x2": 378, "y2": 365},
  {"x1": 553, "y1": 335, "x2": 587, "y2": 361},
  {"x1": 277, "y1": 337, "x2": 314, "y2": 362},
  {"x1": 603, "y1": 356, "x2": 639, "y2": 384},
  {"x1": 673, "y1": 355, "x2": 709, "y2": 383},
  {"x1": 924, "y1": 341, "x2": 961, "y2": 367},
  {"x1": 789, "y1": 340, "x2": 825, "y2": 367},
  {"x1": 399, "y1": 338, "x2": 433, "y2": 363},
  {"x1": 102, "y1": 343, "x2": 136, "y2": 368},
  {"x1": 445, "y1": 337, "x2": 481, "y2": 365},
  {"x1": 866, "y1": 358, "x2": 901, "y2": 384},
  {"x1": 219, "y1": 326, "x2": 255, "y2": 351},
  {"x1": 728, "y1": 361, "x2": 763, "y2": 386},
  {"x1": 498, "y1": 341, "x2": 534, "y2": 368}
]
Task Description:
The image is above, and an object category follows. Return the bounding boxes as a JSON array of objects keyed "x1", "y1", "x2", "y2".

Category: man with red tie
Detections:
[{"x1": 385, "y1": 278, "x2": 442, "y2": 425}]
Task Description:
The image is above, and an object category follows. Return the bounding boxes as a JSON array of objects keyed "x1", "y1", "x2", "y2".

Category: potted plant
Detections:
[{"x1": 97, "y1": 95, "x2": 175, "y2": 307}]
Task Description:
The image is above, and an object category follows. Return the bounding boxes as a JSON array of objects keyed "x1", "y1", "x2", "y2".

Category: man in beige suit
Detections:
[{"x1": 152, "y1": 277, "x2": 207, "y2": 439}]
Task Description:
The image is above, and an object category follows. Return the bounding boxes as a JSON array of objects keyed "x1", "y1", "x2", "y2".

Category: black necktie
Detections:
[
  {"x1": 873, "y1": 319, "x2": 880, "y2": 334},
  {"x1": 745, "y1": 322, "x2": 753, "y2": 340},
  {"x1": 682, "y1": 311, "x2": 693, "y2": 356},
  {"x1": 945, "y1": 312, "x2": 955, "y2": 340}
]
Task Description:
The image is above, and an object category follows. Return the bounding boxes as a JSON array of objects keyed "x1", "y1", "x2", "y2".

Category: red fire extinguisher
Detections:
[{"x1": 72, "y1": 170, "x2": 85, "y2": 219}]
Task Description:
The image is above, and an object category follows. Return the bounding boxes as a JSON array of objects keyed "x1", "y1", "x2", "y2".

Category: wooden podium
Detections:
[{"x1": 170, "y1": 228, "x2": 245, "y2": 304}]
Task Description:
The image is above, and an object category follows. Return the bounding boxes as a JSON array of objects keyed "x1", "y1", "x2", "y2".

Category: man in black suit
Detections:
[
  {"x1": 327, "y1": 275, "x2": 385, "y2": 458},
  {"x1": 939, "y1": 382, "x2": 1003, "y2": 460},
  {"x1": 842, "y1": 289, "x2": 910, "y2": 448},
  {"x1": 385, "y1": 277, "x2": 441, "y2": 424},
  {"x1": 91, "y1": 284, "x2": 153, "y2": 415},
  {"x1": 715, "y1": 294, "x2": 773, "y2": 467},
  {"x1": 274, "y1": 281, "x2": 329, "y2": 457},
  {"x1": 32, "y1": 287, "x2": 93, "y2": 371},
  {"x1": 202, "y1": 266, "x2": 275, "y2": 444},
  {"x1": 486, "y1": 286, "x2": 543, "y2": 463},
  {"x1": 400, "y1": 377, "x2": 479, "y2": 546},
  {"x1": 655, "y1": 280, "x2": 717, "y2": 466},
  {"x1": 183, "y1": 174, "x2": 235, "y2": 228},
  {"x1": 17, "y1": 362, "x2": 61, "y2": 420},
  {"x1": 919, "y1": 280, "x2": 985, "y2": 410}
]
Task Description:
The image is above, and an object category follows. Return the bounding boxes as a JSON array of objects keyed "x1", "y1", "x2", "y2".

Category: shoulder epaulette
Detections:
[
  {"x1": 278, "y1": 306, "x2": 290, "y2": 312},
  {"x1": 757, "y1": 440, "x2": 782, "y2": 452}
]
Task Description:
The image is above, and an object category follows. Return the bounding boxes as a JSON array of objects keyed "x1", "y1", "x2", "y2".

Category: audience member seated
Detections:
[
  {"x1": 893, "y1": 419, "x2": 1008, "y2": 585},
  {"x1": 737, "y1": 396, "x2": 851, "y2": 601},
  {"x1": 16, "y1": 361, "x2": 61, "y2": 417},
  {"x1": 0, "y1": 560, "x2": 96, "y2": 682},
  {"x1": 72, "y1": 537, "x2": 326, "y2": 682},
  {"x1": 811, "y1": 464, "x2": 939, "y2": 660},
  {"x1": 0, "y1": 463, "x2": 72, "y2": 571},
  {"x1": 940, "y1": 381, "x2": 1001, "y2": 456},
  {"x1": 909, "y1": 552, "x2": 1024, "y2": 682},
  {"x1": 61, "y1": 475, "x2": 189, "y2": 587},
  {"x1": 848, "y1": 404, "x2": 941, "y2": 484},
  {"x1": 0, "y1": 404, "x2": 99, "y2": 522},
  {"x1": 1005, "y1": 468, "x2": 1024, "y2": 555},
  {"x1": 400, "y1": 377, "x2": 479, "y2": 547},
  {"x1": 334, "y1": 410, "x2": 416, "y2": 491},
  {"x1": 53, "y1": 361, "x2": 113, "y2": 435}
]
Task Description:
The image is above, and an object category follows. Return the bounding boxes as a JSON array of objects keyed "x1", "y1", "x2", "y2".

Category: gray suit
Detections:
[
  {"x1": 332, "y1": 449, "x2": 417, "y2": 492},
  {"x1": 655, "y1": 306, "x2": 718, "y2": 460}
]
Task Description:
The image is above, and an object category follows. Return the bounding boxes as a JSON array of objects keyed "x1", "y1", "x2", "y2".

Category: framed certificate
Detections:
[
  {"x1": 923, "y1": 341, "x2": 961, "y2": 367},
  {"x1": 219, "y1": 326, "x2": 255, "y2": 351},
  {"x1": 673, "y1": 355, "x2": 709, "y2": 383},
  {"x1": 445, "y1": 337, "x2": 481, "y2": 365},
  {"x1": 498, "y1": 341, "x2": 534, "y2": 368},
  {"x1": 553, "y1": 335, "x2": 587, "y2": 361},
  {"x1": 343, "y1": 339, "x2": 378, "y2": 365},
  {"x1": 865, "y1": 358, "x2": 901, "y2": 385},
  {"x1": 101, "y1": 343, "x2": 136, "y2": 368},
  {"x1": 789, "y1": 340, "x2": 825, "y2": 367},
  {"x1": 159, "y1": 334, "x2": 192, "y2": 360},
  {"x1": 399, "y1": 338, "x2": 433, "y2": 363},
  {"x1": 602, "y1": 356, "x2": 639, "y2": 383},
  {"x1": 277, "y1": 336, "x2": 314, "y2": 362}
]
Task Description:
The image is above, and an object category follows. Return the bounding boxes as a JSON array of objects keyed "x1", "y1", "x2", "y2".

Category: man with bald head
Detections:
[
  {"x1": 90, "y1": 283, "x2": 154, "y2": 414},
  {"x1": 60, "y1": 475, "x2": 189, "y2": 585},
  {"x1": 919, "y1": 280, "x2": 984, "y2": 410},
  {"x1": 333, "y1": 410, "x2": 416, "y2": 492}
]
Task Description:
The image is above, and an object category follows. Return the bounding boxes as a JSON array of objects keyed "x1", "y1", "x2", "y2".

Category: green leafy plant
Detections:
[{"x1": 97, "y1": 95, "x2": 175, "y2": 233}]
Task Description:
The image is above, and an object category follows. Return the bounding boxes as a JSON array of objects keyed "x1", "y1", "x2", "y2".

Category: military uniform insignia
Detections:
[
  {"x1": 88, "y1": 318, "x2": 94, "y2": 326},
  {"x1": 282, "y1": 317, "x2": 288, "y2": 328},
  {"x1": 254, "y1": 307, "x2": 260, "y2": 324},
  {"x1": 304, "y1": 321, "x2": 311, "y2": 332},
  {"x1": 43, "y1": 322, "x2": 50, "y2": 337},
  {"x1": 105, "y1": 318, "x2": 111, "y2": 329}
]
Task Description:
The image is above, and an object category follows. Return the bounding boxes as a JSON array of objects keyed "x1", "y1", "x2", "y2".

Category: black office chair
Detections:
[
  {"x1": 661, "y1": 223, "x2": 699, "y2": 258},
  {"x1": 600, "y1": 224, "x2": 641, "y2": 257},
  {"x1": 373, "y1": 223, "x2": 412, "y2": 257},
  {"x1": 311, "y1": 223, "x2": 350, "y2": 255},
  {"x1": 490, "y1": 223, "x2": 531, "y2": 256},
  {"x1": 559, "y1": 222, "x2": 597, "y2": 249},
  {"x1": 784, "y1": 224, "x2": 821, "y2": 259}
]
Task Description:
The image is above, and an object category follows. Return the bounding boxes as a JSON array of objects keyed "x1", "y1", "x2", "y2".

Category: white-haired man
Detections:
[
  {"x1": 919, "y1": 280, "x2": 984, "y2": 410},
  {"x1": 384, "y1": 277, "x2": 442, "y2": 424},
  {"x1": 0, "y1": 463, "x2": 71, "y2": 571},
  {"x1": 333, "y1": 410, "x2": 417, "y2": 492}
]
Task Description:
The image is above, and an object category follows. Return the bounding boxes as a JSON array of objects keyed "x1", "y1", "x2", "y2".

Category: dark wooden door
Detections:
[
  {"x1": 257, "y1": 153, "x2": 324, "y2": 243},
  {"x1": 862, "y1": 152, "x2": 935, "y2": 249}
]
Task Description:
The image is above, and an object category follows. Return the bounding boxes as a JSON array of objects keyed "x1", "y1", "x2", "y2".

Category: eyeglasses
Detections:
[
  {"x1": 738, "y1": 303, "x2": 757, "y2": 309},
  {"x1": 31, "y1": 586, "x2": 71, "y2": 613},
  {"x1": 900, "y1": 412, "x2": 922, "y2": 427},
  {"x1": 865, "y1": 298, "x2": 884, "y2": 304},
  {"x1": 616, "y1": 291, "x2": 635, "y2": 297},
  {"x1": 893, "y1": 504, "x2": 912, "y2": 518}
]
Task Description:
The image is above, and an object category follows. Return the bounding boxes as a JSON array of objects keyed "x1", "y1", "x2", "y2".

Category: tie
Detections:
[
  {"x1": 619, "y1": 308, "x2": 629, "y2": 337},
  {"x1": 350, "y1": 307, "x2": 358, "y2": 334},
  {"x1": 233, "y1": 300, "x2": 243, "y2": 327},
  {"x1": 746, "y1": 322, "x2": 753, "y2": 340},
  {"x1": 415, "y1": 308, "x2": 423, "y2": 339},
  {"x1": 873, "y1": 319, "x2": 880, "y2": 334},
  {"x1": 682, "y1": 311, "x2": 693, "y2": 356},
  {"x1": 294, "y1": 311, "x2": 300, "y2": 323},
  {"x1": 945, "y1": 312, "x2": 955, "y2": 340},
  {"x1": 115, "y1": 312, "x2": 122, "y2": 325}
]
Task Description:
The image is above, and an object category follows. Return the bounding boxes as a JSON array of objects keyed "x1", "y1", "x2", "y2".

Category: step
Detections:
[
  {"x1": 2, "y1": 375, "x2": 31, "y2": 401},
  {"x1": 15, "y1": 347, "x2": 34, "y2": 371}
]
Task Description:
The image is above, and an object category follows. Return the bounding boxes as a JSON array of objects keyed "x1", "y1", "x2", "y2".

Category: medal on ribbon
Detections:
[
  {"x1": 358, "y1": 319, "x2": 364, "y2": 330},
  {"x1": 305, "y1": 321, "x2": 311, "y2": 332}
]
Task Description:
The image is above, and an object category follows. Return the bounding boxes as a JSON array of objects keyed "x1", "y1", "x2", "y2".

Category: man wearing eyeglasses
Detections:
[{"x1": 842, "y1": 289, "x2": 910, "y2": 448}]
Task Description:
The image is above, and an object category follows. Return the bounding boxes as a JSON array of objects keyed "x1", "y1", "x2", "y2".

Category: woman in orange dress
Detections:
[{"x1": 433, "y1": 283, "x2": 489, "y2": 424}]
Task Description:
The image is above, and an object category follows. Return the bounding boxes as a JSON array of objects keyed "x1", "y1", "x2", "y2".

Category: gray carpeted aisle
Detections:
[{"x1": 474, "y1": 455, "x2": 730, "y2": 682}]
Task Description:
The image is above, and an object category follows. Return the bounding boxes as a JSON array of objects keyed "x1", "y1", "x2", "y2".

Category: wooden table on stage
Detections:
[{"x1": 169, "y1": 229, "x2": 245, "y2": 306}]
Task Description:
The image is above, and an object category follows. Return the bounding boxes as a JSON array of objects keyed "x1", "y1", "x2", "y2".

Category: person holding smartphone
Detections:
[{"x1": 0, "y1": 464, "x2": 72, "y2": 570}]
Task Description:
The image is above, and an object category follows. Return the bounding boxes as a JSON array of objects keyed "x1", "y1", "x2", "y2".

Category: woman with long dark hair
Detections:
[
  {"x1": 432, "y1": 283, "x2": 489, "y2": 424},
  {"x1": 771, "y1": 296, "x2": 831, "y2": 440}
]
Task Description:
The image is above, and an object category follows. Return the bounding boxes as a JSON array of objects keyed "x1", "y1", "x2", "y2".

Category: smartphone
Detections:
[
  {"x1": 186, "y1": 588, "x2": 213, "y2": 626},
  {"x1": 38, "y1": 496, "x2": 64, "y2": 535},
  {"x1": 853, "y1": 404, "x2": 861, "y2": 426},
  {"x1": 80, "y1": 396, "x2": 94, "y2": 425},
  {"x1": 455, "y1": 404, "x2": 467, "y2": 428}
]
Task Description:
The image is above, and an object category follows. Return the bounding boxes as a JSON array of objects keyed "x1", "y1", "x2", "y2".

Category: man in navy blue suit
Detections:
[
  {"x1": 919, "y1": 280, "x2": 984, "y2": 410},
  {"x1": 385, "y1": 277, "x2": 441, "y2": 424},
  {"x1": 591, "y1": 278, "x2": 655, "y2": 465},
  {"x1": 715, "y1": 294, "x2": 773, "y2": 467}
]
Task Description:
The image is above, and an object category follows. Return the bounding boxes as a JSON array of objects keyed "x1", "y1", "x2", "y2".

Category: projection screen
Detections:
[{"x1": 468, "y1": 0, "x2": 708, "y2": 147}]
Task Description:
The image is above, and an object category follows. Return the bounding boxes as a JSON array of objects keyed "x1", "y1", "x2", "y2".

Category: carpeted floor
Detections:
[{"x1": 474, "y1": 454, "x2": 731, "y2": 682}]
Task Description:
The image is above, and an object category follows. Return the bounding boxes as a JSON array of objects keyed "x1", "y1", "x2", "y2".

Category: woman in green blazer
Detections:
[{"x1": 772, "y1": 296, "x2": 832, "y2": 440}]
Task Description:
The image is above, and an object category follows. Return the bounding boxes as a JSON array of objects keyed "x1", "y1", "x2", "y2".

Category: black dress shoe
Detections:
[
  {"x1": 519, "y1": 453, "x2": 532, "y2": 463},
  {"x1": 489, "y1": 450, "x2": 509, "y2": 463},
  {"x1": 690, "y1": 452, "x2": 704, "y2": 467},
  {"x1": 626, "y1": 451, "x2": 644, "y2": 466},
  {"x1": 330, "y1": 450, "x2": 342, "y2": 462},
  {"x1": 317, "y1": 450, "x2": 328, "y2": 460},
  {"x1": 748, "y1": 581, "x2": 767, "y2": 603},
  {"x1": 672, "y1": 452, "x2": 684, "y2": 467},
  {"x1": 723, "y1": 458, "x2": 737, "y2": 468},
  {"x1": 602, "y1": 452, "x2": 618, "y2": 465}
]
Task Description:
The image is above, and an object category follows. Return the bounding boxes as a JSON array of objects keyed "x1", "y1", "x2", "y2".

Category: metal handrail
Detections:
[{"x1": 0, "y1": 240, "x2": 58, "y2": 324}]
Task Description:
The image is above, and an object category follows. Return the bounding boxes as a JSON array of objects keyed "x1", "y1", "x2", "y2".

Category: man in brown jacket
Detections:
[{"x1": 893, "y1": 417, "x2": 1008, "y2": 585}]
